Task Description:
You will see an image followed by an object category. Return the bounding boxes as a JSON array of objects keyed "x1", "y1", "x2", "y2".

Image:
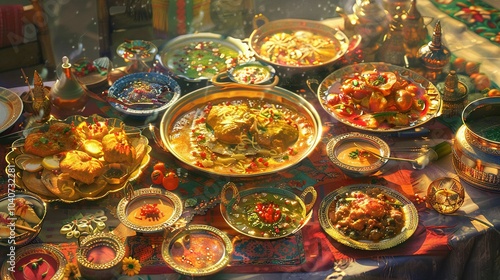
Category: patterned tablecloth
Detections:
[{"x1": 1, "y1": 0, "x2": 500, "y2": 279}]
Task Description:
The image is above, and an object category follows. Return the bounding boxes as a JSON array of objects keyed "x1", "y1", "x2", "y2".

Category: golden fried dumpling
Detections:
[
  {"x1": 60, "y1": 150, "x2": 104, "y2": 184},
  {"x1": 75, "y1": 121, "x2": 109, "y2": 141},
  {"x1": 101, "y1": 131, "x2": 136, "y2": 163}
]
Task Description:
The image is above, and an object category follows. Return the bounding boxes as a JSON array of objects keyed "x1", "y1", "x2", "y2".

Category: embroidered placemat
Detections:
[{"x1": 430, "y1": 0, "x2": 500, "y2": 46}]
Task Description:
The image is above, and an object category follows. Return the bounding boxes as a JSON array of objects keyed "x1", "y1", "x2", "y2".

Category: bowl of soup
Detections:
[
  {"x1": 326, "y1": 132, "x2": 390, "y2": 177},
  {"x1": 116, "y1": 187, "x2": 183, "y2": 233},
  {"x1": 157, "y1": 85, "x2": 322, "y2": 178}
]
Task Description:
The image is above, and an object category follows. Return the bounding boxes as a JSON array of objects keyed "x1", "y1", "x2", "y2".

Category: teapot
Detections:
[{"x1": 338, "y1": 0, "x2": 390, "y2": 51}]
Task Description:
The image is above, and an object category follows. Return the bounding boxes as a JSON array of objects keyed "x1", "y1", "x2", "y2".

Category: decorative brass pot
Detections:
[{"x1": 76, "y1": 232, "x2": 125, "y2": 280}]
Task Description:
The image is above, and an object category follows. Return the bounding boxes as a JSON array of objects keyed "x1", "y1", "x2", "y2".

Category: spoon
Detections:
[
  {"x1": 353, "y1": 143, "x2": 437, "y2": 170},
  {"x1": 353, "y1": 143, "x2": 416, "y2": 163}
]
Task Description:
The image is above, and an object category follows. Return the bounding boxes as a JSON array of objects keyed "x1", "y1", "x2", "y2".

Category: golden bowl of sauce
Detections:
[
  {"x1": 161, "y1": 224, "x2": 233, "y2": 276},
  {"x1": 116, "y1": 187, "x2": 183, "y2": 233},
  {"x1": 326, "y1": 132, "x2": 390, "y2": 177}
]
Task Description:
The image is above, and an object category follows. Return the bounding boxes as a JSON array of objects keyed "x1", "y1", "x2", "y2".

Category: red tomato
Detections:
[
  {"x1": 488, "y1": 89, "x2": 500, "y2": 97},
  {"x1": 151, "y1": 170, "x2": 164, "y2": 184},
  {"x1": 153, "y1": 162, "x2": 168, "y2": 174},
  {"x1": 368, "y1": 92, "x2": 388, "y2": 113},
  {"x1": 395, "y1": 89, "x2": 413, "y2": 112},
  {"x1": 471, "y1": 73, "x2": 491, "y2": 91},
  {"x1": 162, "y1": 171, "x2": 179, "y2": 190},
  {"x1": 453, "y1": 57, "x2": 467, "y2": 73},
  {"x1": 465, "y1": 61, "x2": 480, "y2": 75}
]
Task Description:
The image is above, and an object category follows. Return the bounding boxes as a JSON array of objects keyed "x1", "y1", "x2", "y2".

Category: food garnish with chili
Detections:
[{"x1": 325, "y1": 69, "x2": 430, "y2": 129}]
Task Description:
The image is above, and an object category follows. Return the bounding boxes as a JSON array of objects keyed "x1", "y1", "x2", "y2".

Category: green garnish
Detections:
[
  {"x1": 371, "y1": 75, "x2": 386, "y2": 86},
  {"x1": 349, "y1": 149, "x2": 361, "y2": 159}
]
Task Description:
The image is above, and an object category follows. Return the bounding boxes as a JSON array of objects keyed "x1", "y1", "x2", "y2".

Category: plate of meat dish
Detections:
[
  {"x1": 319, "y1": 184, "x2": 418, "y2": 250},
  {"x1": 6, "y1": 114, "x2": 151, "y2": 203},
  {"x1": 316, "y1": 62, "x2": 442, "y2": 132}
]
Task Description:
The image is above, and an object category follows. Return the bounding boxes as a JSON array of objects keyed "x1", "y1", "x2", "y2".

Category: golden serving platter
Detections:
[
  {"x1": 5, "y1": 115, "x2": 151, "y2": 203},
  {"x1": 319, "y1": 184, "x2": 418, "y2": 250},
  {"x1": 116, "y1": 187, "x2": 183, "y2": 233},
  {"x1": 0, "y1": 87, "x2": 23, "y2": 134},
  {"x1": 220, "y1": 182, "x2": 316, "y2": 239},
  {"x1": 158, "y1": 85, "x2": 322, "y2": 178},
  {"x1": 1, "y1": 243, "x2": 67, "y2": 280},
  {"x1": 162, "y1": 224, "x2": 233, "y2": 276},
  {"x1": 316, "y1": 62, "x2": 442, "y2": 132}
]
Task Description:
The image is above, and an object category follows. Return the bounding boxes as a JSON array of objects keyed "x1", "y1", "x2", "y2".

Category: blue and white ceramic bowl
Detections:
[{"x1": 108, "y1": 72, "x2": 181, "y2": 117}]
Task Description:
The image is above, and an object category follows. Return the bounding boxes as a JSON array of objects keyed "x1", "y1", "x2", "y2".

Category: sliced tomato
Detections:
[{"x1": 326, "y1": 93, "x2": 340, "y2": 106}]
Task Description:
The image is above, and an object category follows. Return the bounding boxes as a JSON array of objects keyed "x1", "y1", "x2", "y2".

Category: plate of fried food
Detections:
[
  {"x1": 6, "y1": 114, "x2": 151, "y2": 203},
  {"x1": 316, "y1": 62, "x2": 442, "y2": 132},
  {"x1": 318, "y1": 184, "x2": 418, "y2": 250}
]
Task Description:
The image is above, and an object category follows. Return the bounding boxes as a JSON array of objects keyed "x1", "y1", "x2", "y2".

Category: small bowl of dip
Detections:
[
  {"x1": 116, "y1": 187, "x2": 183, "y2": 233},
  {"x1": 326, "y1": 132, "x2": 390, "y2": 177},
  {"x1": 227, "y1": 61, "x2": 276, "y2": 85}
]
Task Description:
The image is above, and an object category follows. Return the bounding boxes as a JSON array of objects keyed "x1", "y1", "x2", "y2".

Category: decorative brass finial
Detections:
[{"x1": 441, "y1": 70, "x2": 468, "y2": 117}]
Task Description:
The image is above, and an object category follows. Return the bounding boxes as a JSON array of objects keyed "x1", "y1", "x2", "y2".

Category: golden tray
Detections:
[{"x1": 5, "y1": 114, "x2": 151, "y2": 203}]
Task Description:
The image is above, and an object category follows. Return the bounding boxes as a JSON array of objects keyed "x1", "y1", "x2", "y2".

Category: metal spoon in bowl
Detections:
[{"x1": 353, "y1": 143, "x2": 437, "y2": 170}]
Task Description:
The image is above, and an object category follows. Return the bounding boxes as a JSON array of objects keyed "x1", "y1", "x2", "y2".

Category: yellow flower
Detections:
[
  {"x1": 122, "y1": 257, "x2": 141, "y2": 276},
  {"x1": 63, "y1": 263, "x2": 81, "y2": 279}
]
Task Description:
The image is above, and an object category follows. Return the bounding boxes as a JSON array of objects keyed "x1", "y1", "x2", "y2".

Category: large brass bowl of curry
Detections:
[
  {"x1": 158, "y1": 85, "x2": 322, "y2": 177},
  {"x1": 248, "y1": 17, "x2": 350, "y2": 76}
]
